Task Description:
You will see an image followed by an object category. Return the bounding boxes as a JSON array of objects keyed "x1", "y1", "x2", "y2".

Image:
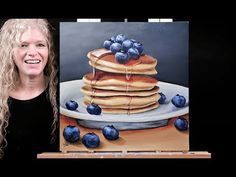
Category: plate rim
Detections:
[{"x1": 60, "y1": 80, "x2": 189, "y2": 122}]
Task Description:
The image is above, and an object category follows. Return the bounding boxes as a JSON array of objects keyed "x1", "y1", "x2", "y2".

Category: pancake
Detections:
[
  {"x1": 83, "y1": 72, "x2": 157, "y2": 91},
  {"x1": 84, "y1": 93, "x2": 160, "y2": 107},
  {"x1": 83, "y1": 101, "x2": 159, "y2": 114},
  {"x1": 87, "y1": 48, "x2": 157, "y2": 75},
  {"x1": 81, "y1": 85, "x2": 159, "y2": 97},
  {"x1": 83, "y1": 100, "x2": 157, "y2": 109}
]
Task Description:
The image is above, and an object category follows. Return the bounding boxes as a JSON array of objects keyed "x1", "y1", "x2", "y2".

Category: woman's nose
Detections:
[{"x1": 27, "y1": 45, "x2": 38, "y2": 57}]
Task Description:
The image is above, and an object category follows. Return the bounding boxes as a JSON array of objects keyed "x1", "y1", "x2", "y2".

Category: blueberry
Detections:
[
  {"x1": 115, "y1": 52, "x2": 129, "y2": 64},
  {"x1": 122, "y1": 39, "x2": 133, "y2": 52},
  {"x1": 158, "y1": 92, "x2": 166, "y2": 104},
  {"x1": 127, "y1": 47, "x2": 139, "y2": 59},
  {"x1": 130, "y1": 39, "x2": 137, "y2": 43},
  {"x1": 110, "y1": 42, "x2": 122, "y2": 54},
  {"x1": 110, "y1": 35, "x2": 116, "y2": 43},
  {"x1": 133, "y1": 42, "x2": 144, "y2": 55},
  {"x1": 115, "y1": 34, "x2": 127, "y2": 44},
  {"x1": 65, "y1": 100, "x2": 78, "y2": 111},
  {"x1": 63, "y1": 125, "x2": 80, "y2": 143},
  {"x1": 174, "y1": 117, "x2": 188, "y2": 131},
  {"x1": 103, "y1": 40, "x2": 113, "y2": 50},
  {"x1": 82, "y1": 132, "x2": 100, "y2": 148},
  {"x1": 171, "y1": 94, "x2": 186, "y2": 108},
  {"x1": 87, "y1": 103, "x2": 102, "y2": 115},
  {"x1": 102, "y1": 125, "x2": 119, "y2": 140}
]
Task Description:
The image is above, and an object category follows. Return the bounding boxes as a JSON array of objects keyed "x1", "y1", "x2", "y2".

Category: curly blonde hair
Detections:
[{"x1": 0, "y1": 19, "x2": 58, "y2": 158}]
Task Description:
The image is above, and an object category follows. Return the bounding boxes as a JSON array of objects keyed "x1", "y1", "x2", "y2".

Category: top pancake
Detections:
[{"x1": 87, "y1": 48, "x2": 157, "y2": 75}]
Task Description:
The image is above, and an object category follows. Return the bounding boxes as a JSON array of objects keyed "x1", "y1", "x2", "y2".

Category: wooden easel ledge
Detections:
[{"x1": 37, "y1": 151, "x2": 211, "y2": 159}]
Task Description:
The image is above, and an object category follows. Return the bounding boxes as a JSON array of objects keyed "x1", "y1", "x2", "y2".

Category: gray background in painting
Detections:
[{"x1": 60, "y1": 22, "x2": 188, "y2": 87}]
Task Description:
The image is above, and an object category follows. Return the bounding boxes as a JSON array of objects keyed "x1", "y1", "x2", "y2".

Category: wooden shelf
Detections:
[{"x1": 37, "y1": 151, "x2": 211, "y2": 159}]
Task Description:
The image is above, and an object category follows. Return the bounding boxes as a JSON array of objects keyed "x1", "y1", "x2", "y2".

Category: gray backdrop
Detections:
[{"x1": 60, "y1": 22, "x2": 188, "y2": 87}]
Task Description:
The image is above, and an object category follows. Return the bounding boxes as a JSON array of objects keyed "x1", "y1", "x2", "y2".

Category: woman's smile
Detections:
[{"x1": 24, "y1": 59, "x2": 41, "y2": 64}]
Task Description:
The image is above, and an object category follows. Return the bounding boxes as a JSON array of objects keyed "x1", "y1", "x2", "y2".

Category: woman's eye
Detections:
[
  {"x1": 37, "y1": 43, "x2": 46, "y2": 47},
  {"x1": 20, "y1": 44, "x2": 28, "y2": 48}
]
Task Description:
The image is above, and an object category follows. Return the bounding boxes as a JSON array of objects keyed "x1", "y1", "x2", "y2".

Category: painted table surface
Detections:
[
  {"x1": 60, "y1": 114, "x2": 189, "y2": 152},
  {"x1": 37, "y1": 114, "x2": 211, "y2": 158}
]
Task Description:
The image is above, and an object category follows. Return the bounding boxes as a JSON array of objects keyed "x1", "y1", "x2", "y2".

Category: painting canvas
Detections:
[{"x1": 59, "y1": 22, "x2": 189, "y2": 153}]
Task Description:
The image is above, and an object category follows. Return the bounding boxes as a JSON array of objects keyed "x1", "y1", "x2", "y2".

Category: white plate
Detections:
[{"x1": 60, "y1": 80, "x2": 189, "y2": 123}]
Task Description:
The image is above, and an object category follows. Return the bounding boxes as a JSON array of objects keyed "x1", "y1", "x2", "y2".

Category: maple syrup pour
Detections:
[
  {"x1": 125, "y1": 67, "x2": 132, "y2": 93},
  {"x1": 91, "y1": 88, "x2": 96, "y2": 102},
  {"x1": 91, "y1": 49, "x2": 112, "y2": 83},
  {"x1": 125, "y1": 67, "x2": 132, "y2": 80},
  {"x1": 92, "y1": 88, "x2": 96, "y2": 95},
  {"x1": 90, "y1": 96, "x2": 94, "y2": 104},
  {"x1": 90, "y1": 50, "x2": 110, "y2": 104},
  {"x1": 90, "y1": 64, "x2": 96, "y2": 105},
  {"x1": 124, "y1": 58, "x2": 142, "y2": 67},
  {"x1": 91, "y1": 49, "x2": 112, "y2": 58},
  {"x1": 91, "y1": 49, "x2": 112, "y2": 76},
  {"x1": 127, "y1": 97, "x2": 132, "y2": 115},
  {"x1": 90, "y1": 70, "x2": 106, "y2": 104},
  {"x1": 90, "y1": 67, "x2": 101, "y2": 104},
  {"x1": 91, "y1": 58, "x2": 98, "y2": 104},
  {"x1": 124, "y1": 60, "x2": 140, "y2": 114},
  {"x1": 125, "y1": 66, "x2": 133, "y2": 115},
  {"x1": 89, "y1": 49, "x2": 143, "y2": 114},
  {"x1": 92, "y1": 66, "x2": 96, "y2": 80}
]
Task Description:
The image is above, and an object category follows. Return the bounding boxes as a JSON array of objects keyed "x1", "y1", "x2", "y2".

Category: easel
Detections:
[{"x1": 38, "y1": 151, "x2": 210, "y2": 159}]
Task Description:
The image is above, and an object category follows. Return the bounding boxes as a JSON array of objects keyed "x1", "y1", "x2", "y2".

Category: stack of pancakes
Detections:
[{"x1": 81, "y1": 48, "x2": 160, "y2": 114}]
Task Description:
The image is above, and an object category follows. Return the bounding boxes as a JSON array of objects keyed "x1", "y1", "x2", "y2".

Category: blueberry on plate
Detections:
[
  {"x1": 171, "y1": 94, "x2": 186, "y2": 108},
  {"x1": 63, "y1": 125, "x2": 80, "y2": 143},
  {"x1": 82, "y1": 133, "x2": 100, "y2": 148},
  {"x1": 174, "y1": 117, "x2": 188, "y2": 131},
  {"x1": 158, "y1": 92, "x2": 166, "y2": 104},
  {"x1": 102, "y1": 125, "x2": 119, "y2": 140},
  {"x1": 65, "y1": 100, "x2": 78, "y2": 111},
  {"x1": 87, "y1": 103, "x2": 102, "y2": 115}
]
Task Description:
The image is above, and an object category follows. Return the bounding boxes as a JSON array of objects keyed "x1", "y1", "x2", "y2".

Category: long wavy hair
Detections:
[{"x1": 0, "y1": 19, "x2": 58, "y2": 158}]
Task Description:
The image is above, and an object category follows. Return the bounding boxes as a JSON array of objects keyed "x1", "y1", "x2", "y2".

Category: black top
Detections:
[{"x1": 3, "y1": 88, "x2": 59, "y2": 159}]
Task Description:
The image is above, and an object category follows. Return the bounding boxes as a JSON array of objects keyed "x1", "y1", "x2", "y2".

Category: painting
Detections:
[{"x1": 59, "y1": 22, "x2": 189, "y2": 153}]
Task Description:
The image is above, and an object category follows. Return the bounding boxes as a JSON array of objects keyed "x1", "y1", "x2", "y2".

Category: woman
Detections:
[{"x1": 0, "y1": 19, "x2": 59, "y2": 159}]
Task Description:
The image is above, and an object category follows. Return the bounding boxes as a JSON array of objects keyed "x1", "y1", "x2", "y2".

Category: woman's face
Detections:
[{"x1": 13, "y1": 28, "x2": 49, "y2": 78}]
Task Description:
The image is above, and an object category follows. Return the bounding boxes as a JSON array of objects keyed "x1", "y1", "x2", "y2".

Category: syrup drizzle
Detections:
[
  {"x1": 127, "y1": 97, "x2": 132, "y2": 115},
  {"x1": 90, "y1": 96, "x2": 94, "y2": 104},
  {"x1": 125, "y1": 66, "x2": 133, "y2": 115},
  {"x1": 87, "y1": 49, "x2": 146, "y2": 114},
  {"x1": 91, "y1": 48, "x2": 112, "y2": 58},
  {"x1": 90, "y1": 57, "x2": 99, "y2": 104},
  {"x1": 89, "y1": 49, "x2": 112, "y2": 105},
  {"x1": 123, "y1": 58, "x2": 143, "y2": 115}
]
